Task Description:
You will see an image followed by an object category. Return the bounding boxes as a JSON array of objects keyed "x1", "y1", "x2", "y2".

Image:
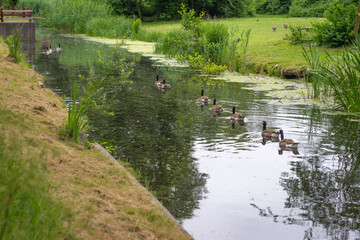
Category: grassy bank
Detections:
[
  {"x1": 0, "y1": 40, "x2": 191, "y2": 239},
  {"x1": 143, "y1": 15, "x2": 340, "y2": 70}
]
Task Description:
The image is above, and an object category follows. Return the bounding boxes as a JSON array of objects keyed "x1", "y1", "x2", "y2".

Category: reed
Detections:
[
  {"x1": 85, "y1": 16, "x2": 134, "y2": 39},
  {"x1": 302, "y1": 43, "x2": 324, "y2": 99},
  {"x1": 317, "y1": 41, "x2": 360, "y2": 112}
]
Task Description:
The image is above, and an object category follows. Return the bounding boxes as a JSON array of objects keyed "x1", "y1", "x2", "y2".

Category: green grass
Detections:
[
  {"x1": 143, "y1": 16, "x2": 340, "y2": 70},
  {"x1": 0, "y1": 111, "x2": 76, "y2": 240}
]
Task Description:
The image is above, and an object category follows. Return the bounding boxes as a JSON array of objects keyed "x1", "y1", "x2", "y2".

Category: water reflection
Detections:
[{"x1": 33, "y1": 27, "x2": 360, "y2": 240}]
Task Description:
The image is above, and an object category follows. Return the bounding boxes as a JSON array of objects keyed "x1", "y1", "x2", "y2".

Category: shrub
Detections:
[
  {"x1": 289, "y1": 0, "x2": 355, "y2": 17},
  {"x1": 312, "y1": 3, "x2": 356, "y2": 47},
  {"x1": 132, "y1": 18, "x2": 141, "y2": 36},
  {"x1": 283, "y1": 25, "x2": 311, "y2": 44}
]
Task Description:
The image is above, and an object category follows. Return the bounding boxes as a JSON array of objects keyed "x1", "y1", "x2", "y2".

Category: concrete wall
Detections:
[
  {"x1": 0, "y1": 22, "x2": 35, "y2": 41},
  {"x1": 0, "y1": 22, "x2": 35, "y2": 63}
]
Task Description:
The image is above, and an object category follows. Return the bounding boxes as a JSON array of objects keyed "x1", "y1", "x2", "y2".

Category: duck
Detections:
[
  {"x1": 282, "y1": 24, "x2": 290, "y2": 29},
  {"x1": 211, "y1": 98, "x2": 223, "y2": 113},
  {"x1": 279, "y1": 130, "x2": 299, "y2": 149},
  {"x1": 230, "y1": 106, "x2": 244, "y2": 122},
  {"x1": 262, "y1": 121, "x2": 280, "y2": 138},
  {"x1": 161, "y1": 80, "x2": 171, "y2": 90},
  {"x1": 198, "y1": 89, "x2": 210, "y2": 104},
  {"x1": 272, "y1": 25, "x2": 277, "y2": 31},
  {"x1": 54, "y1": 43, "x2": 61, "y2": 52},
  {"x1": 44, "y1": 47, "x2": 52, "y2": 55},
  {"x1": 154, "y1": 74, "x2": 162, "y2": 88}
]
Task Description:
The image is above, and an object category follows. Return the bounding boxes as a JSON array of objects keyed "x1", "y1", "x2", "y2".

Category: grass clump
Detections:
[
  {"x1": 4, "y1": 27, "x2": 25, "y2": 63},
  {"x1": 0, "y1": 136, "x2": 75, "y2": 240}
]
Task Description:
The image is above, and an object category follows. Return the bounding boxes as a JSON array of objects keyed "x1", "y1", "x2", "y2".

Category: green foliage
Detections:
[
  {"x1": 289, "y1": 0, "x2": 356, "y2": 17},
  {"x1": 210, "y1": 0, "x2": 255, "y2": 17},
  {"x1": 312, "y1": 4, "x2": 356, "y2": 47},
  {"x1": 255, "y1": 0, "x2": 291, "y2": 14},
  {"x1": 85, "y1": 16, "x2": 133, "y2": 39},
  {"x1": 283, "y1": 25, "x2": 310, "y2": 44},
  {"x1": 317, "y1": 40, "x2": 360, "y2": 112},
  {"x1": 0, "y1": 139, "x2": 75, "y2": 239},
  {"x1": 5, "y1": 27, "x2": 25, "y2": 63},
  {"x1": 178, "y1": 4, "x2": 204, "y2": 38}
]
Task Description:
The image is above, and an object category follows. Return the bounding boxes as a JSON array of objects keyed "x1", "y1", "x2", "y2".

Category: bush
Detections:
[
  {"x1": 255, "y1": 0, "x2": 291, "y2": 15},
  {"x1": 290, "y1": 0, "x2": 356, "y2": 17},
  {"x1": 312, "y1": 3, "x2": 356, "y2": 47},
  {"x1": 283, "y1": 25, "x2": 311, "y2": 44}
]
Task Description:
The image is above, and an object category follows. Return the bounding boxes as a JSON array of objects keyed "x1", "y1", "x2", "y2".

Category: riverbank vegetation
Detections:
[{"x1": 0, "y1": 39, "x2": 191, "y2": 239}]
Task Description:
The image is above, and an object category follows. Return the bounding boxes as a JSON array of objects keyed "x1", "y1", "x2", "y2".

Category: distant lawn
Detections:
[{"x1": 142, "y1": 15, "x2": 341, "y2": 70}]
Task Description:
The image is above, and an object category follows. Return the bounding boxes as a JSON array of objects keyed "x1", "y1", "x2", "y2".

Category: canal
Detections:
[{"x1": 33, "y1": 27, "x2": 360, "y2": 240}]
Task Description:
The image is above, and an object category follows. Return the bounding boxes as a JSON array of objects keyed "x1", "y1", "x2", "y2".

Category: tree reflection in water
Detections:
[{"x1": 280, "y1": 114, "x2": 360, "y2": 239}]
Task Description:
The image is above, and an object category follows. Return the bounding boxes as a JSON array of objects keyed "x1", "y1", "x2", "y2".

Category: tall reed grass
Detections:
[
  {"x1": 317, "y1": 41, "x2": 360, "y2": 112},
  {"x1": 85, "y1": 16, "x2": 133, "y2": 39},
  {"x1": 302, "y1": 43, "x2": 323, "y2": 99},
  {"x1": 0, "y1": 138, "x2": 75, "y2": 239}
]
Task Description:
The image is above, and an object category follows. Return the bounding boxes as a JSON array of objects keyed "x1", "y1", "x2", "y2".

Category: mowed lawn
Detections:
[{"x1": 143, "y1": 15, "x2": 341, "y2": 69}]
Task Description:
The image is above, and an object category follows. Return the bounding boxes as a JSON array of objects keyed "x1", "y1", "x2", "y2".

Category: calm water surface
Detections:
[{"x1": 33, "y1": 28, "x2": 360, "y2": 240}]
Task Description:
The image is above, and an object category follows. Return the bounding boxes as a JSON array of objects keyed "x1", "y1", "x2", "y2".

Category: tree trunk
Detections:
[
  {"x1": 135, "y1": 0, "x2": 142, "y2": 20},
  {"x1": 354, "y1": 2, "x2": 360, "y2": 39}
]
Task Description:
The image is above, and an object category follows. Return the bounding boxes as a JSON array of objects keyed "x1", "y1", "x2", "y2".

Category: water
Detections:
[{"x1": 33, "y1": 27, "x2": 360, "y2": 240}]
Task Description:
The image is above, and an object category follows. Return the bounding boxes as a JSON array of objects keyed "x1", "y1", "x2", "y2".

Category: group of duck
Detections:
[
  {"x1": 155, "y1": 74, "x2": 300, "y2": 155},
  {"x1": 43, "y1": 43, "x2": 62, "y2": 55}
]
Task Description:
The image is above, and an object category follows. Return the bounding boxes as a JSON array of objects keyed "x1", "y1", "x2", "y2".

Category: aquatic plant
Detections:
[
  {"x1": 317, "y1": 40, "x2": 360, "y2": 112},
  {"x1": 302, "y1": 43, "x2": 324, "y2": 99}
]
